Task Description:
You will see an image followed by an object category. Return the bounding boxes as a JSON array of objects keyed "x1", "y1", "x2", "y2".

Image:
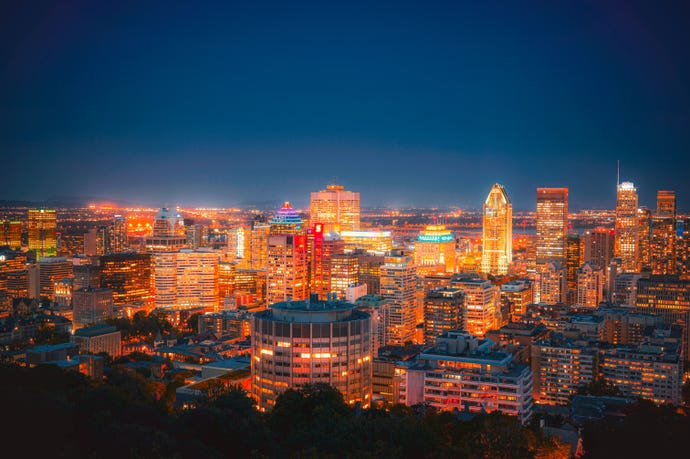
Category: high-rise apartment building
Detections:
[
  {"x1": 266, "y1": 202, "x2": 308, "y2": 305},
  {"x1": 481, "y1": 184, "x2": 512, "y2": 275},
  {"x1": 501, "y1": 279, "x2": 533, "y2": 317},
  {"x1": 423, "y1": 287, "x2": 464, "y2": 345},
  {"x1": 330, "y1": 253, "x2": 359, "y2": 300},
  {"x1": 251, "y1": 297, "x2": 372, "y2": 411},
  {"x1": 576, "y1": 262, "x2": 604, "y2": 307},
  {"x1": 36, "y1": 256, "x2": 73, "y2": 300},
  {"x1": 538, "y1": 262, "x2": 567, "y2": 305},
  {"x1": 414, "y1": 225, "x2": 456, "y2": 275},
  {"x1": 111, "y1": 215, "x2": 128, "y2": 253},
  {"x1": 310, "y1": 184, "x2": 360, "y2": 233},
  {"x1": 453, "y1": 277, "x2": 498, "y2": 338},
  {"x1": 583, "y1": 227, "x2": 615, "y2": 273},
  {"x1": 250, "y1": 217, "x2": 270, "y2": 269},
  {"x1": 536, "y1": 188, "x2": 568, "y2": 266},
  {"x1": 28, "y1": 208, "x2": 57, "y2": 260},
  {"x1": 99, "y1": 253, "x2": 153, "y2": 306},
  {"x1": 615, "y1": 182, "x2": 640, "y2": 272},
  {"x1": 380, "y1": 251, "x2": 417, "y2": 345},
  {"x1": 310, "y1": 225, "x2": 345, "y2": 299},
  {"x1": 356, "y1": 251, "x2": 385, "y2": 295},
  {"x1": 650, "y1": 190, "x2": 677, "y2": 275},
  {"x1": 154, "y1": 249, "x2": 219, "y2": 311}
]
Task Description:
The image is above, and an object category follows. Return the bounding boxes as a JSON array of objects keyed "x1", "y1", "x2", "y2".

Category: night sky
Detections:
[{"x1": 2, "y1": 1, "x2": 690, "y2": 210}]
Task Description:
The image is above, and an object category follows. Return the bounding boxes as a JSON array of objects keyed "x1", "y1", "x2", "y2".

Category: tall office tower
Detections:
[
  {"x1": 380, "y1": 251, "x2": 417, "y2": 345},
  {"x1": 583, "y1": 227, "x2": 615, "y2": 272},
  {"x1": 414, "y1": 225, "x2": 456, "y2": 275},
  {"x1": 227, "y1": 227, "x2": 249, "y2": 265},
  {"x1": 453, "y1": 277, "x2": 498, "y2": 338},
  {"x1": 111, "y1": 215, "x2": 128, "y2": 253},
  {"x1": 310, "y1": 184, "x2": 360, "y2": 233},
  {"x1": 154, "y1": 249, "x2": 219, "y2": 311},
  {"x1": 650, "y1": 190, "x2": 677, "y2": 275},
  {"x1": 250, "y1": 217, "x2": 270, "y2": 269},
  {"x1": 576, "y1": 262, "x2": 604, "y2": 307},
  {"x1": 538, "y1": 262, "x2": 567, "y2": 305},
  {"x1": 535, "y1": 188, "x2": 568, "y2": 266},
  {"x1": 84, "y1": 226, "x2": 109, "y2": 256},
  {"x1": 266, "y1": 202, "x2": 308, "y2": 305},
  {"x1": 565, "y1": 234, "x2": 581, "y2": 304},
  {"x1": 637, "y1": 206, "x2": 652, "y2": 269},
  {"x1": 310, "y1": 225, "x2": 345, "y2": 299},
  {"x1": 635, "y1": 275, "x2": 690, "y2": 358},
  {"x1": 356, "y1": 251, "x2": 384, "y2": 295},
  {"x1": 72, "y1": 287, "x2": 114, "y2": 329},
  {"x1": 73, "y1": 264, "x2": 100, "y2": 290},
  {"x1": 28, "y1": 208, "x2": 57, "y2": 260},
  {"x1": 423, "y1": 287, "x2": 464, "y2": 345},
  {"x1": 481, "y1": 184, "x2": 512, "y2": 275},
  {"x1": 251, "y1": 297, "x2": 372, "y2": 411},
  {"x1": 501, "y1": 279, "x2": 533, "y2": 317},
  {"x1": 99, "y1": 253, "x2": 153, "y2": 306},
  {"x1": 186, "y1": 223, "x2": 206, "y2": 251},
  {"x1": 615, "y1": 182, "x2": 640, "y2": 272},
  {"x1": 235, "y1": 268, "x2": 267, "y2": 304},
  {"x1": 682, "y1": 219, "x2": 690, "y2": 280},
  {"x1": 340, "y1": 230, "x2": 393, "y2": 255},
  {"x1": 34, "y1": 257, "x2": 73, "y2": 300},
  {"x1": 0, "y1": 221, "x2": 22, "y2": 249},
  {"x1": 145, "y1": 208, "x2": 187, "y2": 253},
  {"x1": 218, "y1": 261, "x2": 235, "y2": 308},
  {"x1": 330, "y1": 253, "x2": 359, "y2": 299}
]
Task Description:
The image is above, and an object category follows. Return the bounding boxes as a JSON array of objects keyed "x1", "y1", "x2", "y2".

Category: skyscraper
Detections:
[
  {"x1": 310, "y1": 225, "x2": 345, "y2": 299},
  {"x1": 583, "y1": 227, "x2": 615, "y2": 271},
  {"x1": 380, "y1": 251, "x2": 417, "y2": 346},
  {"x1": 310, "y1": 184, "x2": 360, "y2": 233},
  {"x1": 538, "y1": 262, "x2": 567, "y2": 305},
  {"x1": 615, "y1": 182, "x2": 639, "y2": 272},
  {"x1": 414, "y1": 224, "x2": 456, "y2": 275},
  {"x1": 453, "y1": 277, "x2": 499, "y2": 338},
  {"x1": 576, "y1": 262, "x2": 604, "y2": 307},
  {"x1": 99, "y1": 253, "x2": 153, "y2": 306},
  {"x1": 266, "y1": 202, "x2": 308, "y2": 305},
  {"x1": 481, "y1": 184, "x2": 512, "y2": 275},
  {"x1": 112, "y1": 215, "x2": 128, "y2": 253},
  {"x1": 28, "y1": 208, "x2": 57, "y2": 260},
  {"x1": 565, "y1": 233, "x2": 581, "y2": 304},
  {"x1": 423, "y1": 287, "x2": 464, "y2": 345},
  {"x1": 0, "y1": 220, "x2": 21, "y2": 249},
  {"x1": 145, "y1": 208, "x2": 187, "y2": 253},
  {"x1": 650, "y1": 190, "x2": 677, "y2": 275},
  {"x1": 536, "y1": 188, "x2": 568, "y2": 266}
]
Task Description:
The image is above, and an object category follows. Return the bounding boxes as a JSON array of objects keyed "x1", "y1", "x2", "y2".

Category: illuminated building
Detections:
[
  {"x1": 310, "y1": 225, "x2": 345, "y2": 299},
  {"x1": 0, "y1": 221, "x2": 21, "y2": 249},
  {"x1": 355, "y1": 294, "x2": 390, "y2": 358},
  {"x1": 380, "y1": 251, "x2": 417, "y2": 345},
  {"x1": 682, "y1": 218, "x2": 690, "y2": 280},
  {"x1": 615, "y1": 182, "x2": 640, "y2": 272},
  {"x1": 199, "y1": 309, "x2": 252, "y2": 339},
  {"x1": 72, "y1": 287, "x2": 114, "y2": 329},
  {"x1": 73, "y1": 264, "x2": 100, "y2": 290},
  {"x1": 251, "y1": 297, "x2": 372, "y2": 411},
  {"x1": 28, "y1": 208, "x2": 57, "y2": 260},
  {"x1": 531, "y1": 335, "x2": 596, "y2": 405},
  {"x1": 154, "y1": 249, "x2": 219, "y2": 311},
  {"x1": 309, "y1": 184, "x2": 360, "y2": 233},
  {"x1": 597, "y1": 308, "x2": 663, "y2": 345},
  {"x1": 227, "y1": 227, "x2": 249, "y2": 265},
  {"x1": 583, "y1": 227, "x2": 615, "y2": 275},
  {"x1": 72, "y1": 324, "x2": 122, "y2": 357},
  {"x1": 637, "y1": 206, "x2": 652, "y2": 269},
  {"x1": 145, "y1": 208, "x2": 187, "y2": 253},
  {"x1": 235, "y1": 268, "x2": 267, "y2": 304},
  {"x1": 340, "y1": 230, "x2": 392, "y2": 255},
  {"x1": 250, "y1": 219, "x2": 270, "y2": 270},
  {"x1": 112, "y1": 215, "x2": 128, "y2": 253},
  {"x1": 576, "y1": 262, "x2": 604, "y2": 307},
  {"x1": 453, "y1": 277, "x2": 498, "y2": 338},
  {"x1": 600, "y1": 338, "x2": 682, "y2": 406},
  {"x1": 218, "y1": 261, "x2": 235, "y2": 308},
  {"x1": 611, "y1": 272, "x2": 641, "y2": 306},
  {"x1": 650, "y1": 190, "x2": 677, "y2": 275},
  {"x1": 186, "y1": 223, "x2": 207, "y2": 250},
  {"x1": 346, "y1": 283, "x2": 367, "y2": 303},
  {"x1": 501, "y1": 279, "x2": 533, "y2": 317},
  {"x1": 57, "y1": 231, "x2": 84, "y2": 257},
  {"x1": 414, "y1": 225, "x2": 456, "y2": 275},
  {"x1": 266, "y1": 202, "x2": 308, "y2": 305},
  {"x1": 84, "y1": 226, "x2": 109, "y2": 256},
  {"x1": 356, "y1": 251, "x2": 385, "y2": 295},
  {"x1": 99, "y1": 253, "x2": 153, "y2": 306},
  {"x1": 635, "y1": 275, "x2": 690, "y2": 358},
  {"x1": 481, "y1": 184, "x2": 512, "y2": 275},
  {"x1": 535, "y1": 188, "x2": 568, "y2": 266},
  {"x1": 403, "y1": 331, "x2": 533, "y2": 424},
  {"x1": 53, "y1": 278, "x2": 73, "y2": 306},
  {"x1": 37, "y1": 256, "x2": 73, "y2": 300},
  {"x1": 538, "y1": 262, "x2": 567, "y2": 305},
  {"x1": 565, "y1": 234, "x2": 581, "y2": 304},
  {"x1": 423, "y1": 287, "x2": 464, "y2": 345},
  {"x1": 330, "y1": 253, "x2": 359, "y2": 299}
]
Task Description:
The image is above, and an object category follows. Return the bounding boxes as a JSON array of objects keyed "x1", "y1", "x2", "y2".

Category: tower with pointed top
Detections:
[{"x1": 481, "y1": 184, "x2": 512, "y2": 275}]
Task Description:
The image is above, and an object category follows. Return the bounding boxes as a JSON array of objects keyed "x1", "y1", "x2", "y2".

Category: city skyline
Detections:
[{"x1": 2, "y1": 1, "x2": 690, "y2": 209}]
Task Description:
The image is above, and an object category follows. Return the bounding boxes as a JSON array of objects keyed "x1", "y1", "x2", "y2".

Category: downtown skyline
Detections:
[{"x1": 2, "y1": 1, "x2": 690, "y2": 209}]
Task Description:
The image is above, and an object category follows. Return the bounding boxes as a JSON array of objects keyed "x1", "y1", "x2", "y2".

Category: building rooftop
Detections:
[{"x1": 73, "y1": 324, "x2": 119, "y2": 338}]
